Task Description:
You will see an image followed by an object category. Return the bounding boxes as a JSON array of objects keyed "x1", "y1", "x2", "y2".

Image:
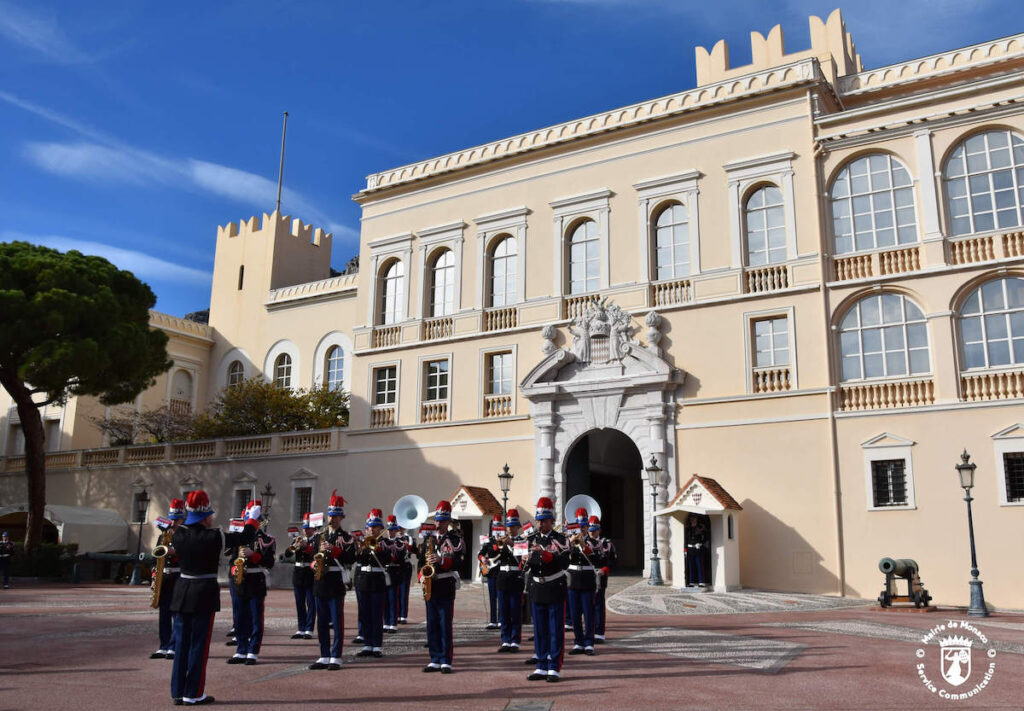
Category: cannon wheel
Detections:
[
  {"x1": 913, "y1": 591, "x2": 925, "y2": 608},
  {"x1": 878, "y1": 591, "x2": 892, "y2": 608}
]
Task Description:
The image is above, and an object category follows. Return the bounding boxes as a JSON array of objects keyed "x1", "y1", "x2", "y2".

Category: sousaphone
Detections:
[
  {"x1": 564, "y1": 494, "x2": 602, "y2": 523},
  {"x1": 393, "y1": 494, "x2": 430, "y2": 529}
]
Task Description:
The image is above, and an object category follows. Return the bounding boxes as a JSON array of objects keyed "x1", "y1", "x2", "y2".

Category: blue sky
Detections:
[{"x1": 2, "y1": 1, "x2": 1022, "y2": 316}]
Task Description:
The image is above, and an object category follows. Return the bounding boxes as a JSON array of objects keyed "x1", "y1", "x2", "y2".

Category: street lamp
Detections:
[
  {"x1": 645, "y1": 454, "x2": 664, "y2": 586},
  {"x1": 128, "y1": 486, "x2": 151, "y2": 585},
  {"x1": 955, "y1": 449, "x2": 988, "y2": 617},
  {"x1": 498, "y1": 463, "x2": 514, "y2": 520},
  {"x1": 260, "y1": 482, "x2": 276, "y2": 521}
]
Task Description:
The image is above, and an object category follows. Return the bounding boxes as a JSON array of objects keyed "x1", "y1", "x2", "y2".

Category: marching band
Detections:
[{"x1": 155, "y1": 489, "x2": 615, "y2": 703}]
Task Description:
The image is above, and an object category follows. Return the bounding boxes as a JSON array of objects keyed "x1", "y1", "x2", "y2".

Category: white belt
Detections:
[
  {"x1": 499, "y1": 565, "x2": 522, "y2": 572},
  {"x1": 180, "y1": 573, "x2": 217, "y2": 580},
  {"x1": 532, "y1": 570, "x2": 566, "y2": 584},
  {"x1": 568, "y1": 564, "x2": 594, "y2": 571},
  {"x1": 245, "y1": 567, "x2": 266, "y2": 574},
  {"x1": 435, "y1": 571, "x2": 457, "y2": 579},
  {"x1": 359, "y1": 565, "x2": 384, "y2": 573},
  {"x1": 295, "y1": 563, "x2": 307, "y2": 567},
  {"x1": 163, "y1": 567, "x2": 180, "y2": 574}
]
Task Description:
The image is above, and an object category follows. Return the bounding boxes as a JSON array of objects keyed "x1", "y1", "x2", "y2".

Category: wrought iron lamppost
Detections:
[
  {"x1": 260, "y1": 482, "x2": 276, "y2": 522},
  {"x1": 645, "y1": 454, "x2": 664, "y2": 586},
  {"x1": 955, "y1": 450, "x2": 988, "y2": 617},
  {"x1": 498, "y1": 463, "x2": 514, "y2": 520},
  {"x1": 128, "y1": 486, "x2": 151, "y2": 585}
]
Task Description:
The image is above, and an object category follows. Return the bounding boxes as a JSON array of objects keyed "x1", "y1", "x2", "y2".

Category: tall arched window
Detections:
[
  {"x1": 489, "y1": 235, "x2": 517, "y2": 307},
  {"x1": 831, "y1": 154, "x2": 917, "y2": 254},
  {"x1": 378, "y1": 259, "x2": 405, "y2": 325},
  {"x1": 944, "y1": 129, "x2": 1024, "y2": 236},
  {"x1": 654, "y1": 203, "x2": 690, "y2": 280},
  {"x1": 959, "y1": 277, "x2": 1024, "y2": 369},
  {"x1": 568, "y1": 220, "x2": 599, "y2": 294},
  {"x1": 429, "y1": 249, "x2": 455, "y2": 317},
  {"x1": 227, "y1": 360, "x2": 244, "y2": 388},
  {"x1": 274, "y1": 353, "x2": 292, "y2": 388},
  {"x1": 744, "y1": 185, "x2": 786, "y2": 266},
  {"x1": 324, "y1": 346, "x2": 344, "y2": 391},
  {"x1": 838, "y1": 293, "x2": 929, "y2": 381}
]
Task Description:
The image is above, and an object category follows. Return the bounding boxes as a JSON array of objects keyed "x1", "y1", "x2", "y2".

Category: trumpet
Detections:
[
  {"x1": 359, "y1": 532, "x2": 382, "y2": 552},
  {"x1": 286, "y1": 535, "x2": 309, "y2": 555},
  {"x1": 150, "y1": 528, "x2": 173, "y2": 609}
]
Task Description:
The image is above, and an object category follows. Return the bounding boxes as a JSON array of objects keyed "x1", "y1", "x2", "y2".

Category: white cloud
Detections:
[
  {"x1": 0, "y1": 2, "x2": 90, "y2": 63},
  {"x1": 1, "y1": 232, "x2": 212, "y2": 287},
  {"x1": 1, "y1": 91, "x2": 358, "y2": 243}
]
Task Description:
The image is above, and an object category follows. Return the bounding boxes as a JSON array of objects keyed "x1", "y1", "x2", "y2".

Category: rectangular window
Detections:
[
  {"x1": 423, "y1": 359, "x2": 449, "y2": 402},
  {"x1": 233, "y1": 487, "x2": 253, "y2": 519},
  {"x1": 753, "y1": 316, "x2": 790, "y2": 367},
  {"x1": 871, "y1": 459, "x2": 908, "y2": 507},
  {"x1": 487, "y1": 352, "x2": 513, "y2": 395},
  {"x1": 374, "y1": 366, "x2": 398, "y2": 405},
  {"x1": 1004, "y1": 452, "x2": 1024, "y2": 503},
  {"x1": 292, "y1": 486, "x2": 313, "y2": 522}
]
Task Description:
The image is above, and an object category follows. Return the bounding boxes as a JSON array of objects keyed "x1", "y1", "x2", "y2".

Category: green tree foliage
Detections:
[
  {"x1": 190, "y1": 378, "x2": 348, "y2": 439},
  {"x1": 0, "y1": 241, "x2": 171, "y2": 549}
]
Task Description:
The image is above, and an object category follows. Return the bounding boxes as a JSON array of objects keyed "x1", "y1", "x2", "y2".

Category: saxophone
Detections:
[
  {"x1": 233, "y1": 549, "x2": 246, "y2": 587},
  {"x1": 312, "y1": 528, "x2": 330, "y2": 581},
  {"x1": 420, "y1": 535, "x2": 436, "y2": 601},
  {"x1": 150, "y1": 528, "x2": 174, "y2": 609}
]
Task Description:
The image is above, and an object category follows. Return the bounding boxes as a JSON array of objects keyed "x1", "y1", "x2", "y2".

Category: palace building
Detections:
[{"x1": 2, "y1": 10, "x2": 1024, "y2": 607}]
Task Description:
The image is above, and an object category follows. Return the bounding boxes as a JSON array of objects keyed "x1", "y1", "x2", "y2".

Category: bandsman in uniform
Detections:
[
  {"x1": 283, "y1": 513, "x2": 317, "y2": 639},
  {"x1": 227, "y1": 501, "x2": 275, "y2": 666},
  {"x1": 494, "y1": 508, "x2": 527, "y2": 653},
  {"x1": 566, "y1": 507, "x2": 598, "y2": 656},
  {"x1": 308, "y1": 490, "x2": 356, "y2": 671},
  {"x1": 169, "y1": 490, "x2": 260, "y2": 706},
  {"x1": 0, "y1": 530, "x2": 13, "y2": 589},
  {"x1": 421, "y1": 500, "x2": 465, "y2": 674},
  {"x1": 151, "y1": 498, "x2": 185, "y2": 660},
  {"x1": 478, "y1": 514, "x2": 502, "y2": 630},
  {"x1": 354, "y1": 509, "x2": 392, "y2": 658},
  {"x1": 222, "y1": 505, "x2": 247, "y2": 647},
  {"x1": 383, "y1": 515, "x2": 411, "y2": 632},
  {"x1": 397, "y1": 519, "x2": 416, "y2": 624},
  {"x1": 586, "y1": 515, "x2": 617, "y2": 643},
  {"x1": 525, "y1": 497, "x2": 569, "y2": 683}
]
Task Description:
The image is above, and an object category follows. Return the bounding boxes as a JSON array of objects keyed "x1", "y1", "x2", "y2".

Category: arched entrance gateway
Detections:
[{"x1": 520, "y1": 300, "x2": 684, "y2": 580}]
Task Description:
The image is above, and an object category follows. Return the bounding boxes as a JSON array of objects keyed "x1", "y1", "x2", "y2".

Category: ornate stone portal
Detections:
[{"x1": 520, "y1": 299, "x2": 685, "y2": 578}]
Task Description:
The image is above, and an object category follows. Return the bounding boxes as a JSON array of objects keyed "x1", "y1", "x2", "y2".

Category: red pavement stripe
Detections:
[{"x1": 197, "y1": 613, "x2": 215, "y2": 696}]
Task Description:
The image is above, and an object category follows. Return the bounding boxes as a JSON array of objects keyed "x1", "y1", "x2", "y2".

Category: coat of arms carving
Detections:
[{"x1": 567, "y1": 298, "x2": 637, "y2": 364}]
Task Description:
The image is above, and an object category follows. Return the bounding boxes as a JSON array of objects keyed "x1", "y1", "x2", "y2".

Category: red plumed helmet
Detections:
[
  {"x1": 186, "y1": 490, "x2": 211, "y2": 512},
  {"x1": 575, "y1": 507, "x2": 588, "y2": 519}
]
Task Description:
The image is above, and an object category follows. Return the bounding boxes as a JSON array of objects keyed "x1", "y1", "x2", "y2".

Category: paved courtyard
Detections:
[{"x1": 1, "y1": 578, "x2": 1022, "y2": 710}]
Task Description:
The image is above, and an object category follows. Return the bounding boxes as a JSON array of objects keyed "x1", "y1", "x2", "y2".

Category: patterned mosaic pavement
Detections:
[
  {"x1": 611, "y1": 626, "x2": 806, "y2": 673},
  {"x1": 761, "y1": 619, "x2": 1024, "y2": 655},
  {"x1": 607, "y1": 581, "x2": 873, "y2": 616}
]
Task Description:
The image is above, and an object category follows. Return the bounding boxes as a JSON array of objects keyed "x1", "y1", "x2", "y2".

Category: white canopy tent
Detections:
[{"x1": 0, "y1": 504, "x2": 130, "y2": 553}]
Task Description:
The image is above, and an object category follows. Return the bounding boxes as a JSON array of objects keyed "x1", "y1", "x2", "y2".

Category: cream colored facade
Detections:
[{"x1": 2, "y1": 10, "x2": 1024, "y2": 607}]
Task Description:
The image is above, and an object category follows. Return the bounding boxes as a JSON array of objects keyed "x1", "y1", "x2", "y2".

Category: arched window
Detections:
[
  {"x1": 838, "y1": 293, "x2": 929, "y2": 381},
  {"x1": 227, "y1": 360, "x2": 244, "y2": 388},
  {"x1": 379, "y1": 259, "x2": 405, "y2": 325},
  {"x1": 959, "y1": 277, "x2": 1024, "y2": 369},
  {"x1": 274, "y1": 353, "x2": 292, "y2": 388},
  {"x1": 429, "y1": 249, "x2": 455, "y2": 317},
  {"x1": 489, "y1": 235, "x2": 517, "y2": 307},
  {"x1": 831, "y1": 154, "x2": 916, "y2": 254},
  {"x1": 744, "y1": 185, "x2": 786, "y2": 266},
  {"x1": 654, "y1": 203, "x2": 690, "y2": 280},
  {"x1": 568, "y1": 220, "x2": 599, "y2": 294},
  {"x1": 944, "y1": 129, "x2": 1024, "y2": 236},
  {"x1": 324, "y1": 346, "x2": 344, "y2": 391}
]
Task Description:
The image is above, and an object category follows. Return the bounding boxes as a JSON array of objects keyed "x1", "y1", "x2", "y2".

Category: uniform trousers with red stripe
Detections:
[
  {"x1": 357, "y1": 589, "x2": 386, "y2": 648},
  {"x1": 497, "y1": 587, "x2": 523, "y2": 645},
  {"x1": 531, "y1": 601, "x2": 565, "y2": 672},
  {"x1": 235, "y1": 594, "x2": 265, "y2": 655},
  {"x1": 425, "y1": 595, "x2": 455, "y2": 665},
  {"x1": 170, "y1": 612, "x2": 215, "y2": 700}
]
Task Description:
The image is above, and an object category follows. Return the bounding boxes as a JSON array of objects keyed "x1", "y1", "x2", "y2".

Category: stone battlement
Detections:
[
  {"x1": 695, "y1": 8, "x2": 861, "y2": 87},
  {"x1": 217, "y1": 210, "x2": 332, "y2": 247}
]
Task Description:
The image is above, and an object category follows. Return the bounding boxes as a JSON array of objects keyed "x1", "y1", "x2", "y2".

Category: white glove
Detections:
[{"x1": 247, "y1": 505, "x2": 262, "y2": 521}]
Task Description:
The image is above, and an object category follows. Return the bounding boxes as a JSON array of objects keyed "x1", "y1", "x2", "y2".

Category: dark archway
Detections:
[{"x1": 564, "y1": 428, "x2": 644, "y2": 572}]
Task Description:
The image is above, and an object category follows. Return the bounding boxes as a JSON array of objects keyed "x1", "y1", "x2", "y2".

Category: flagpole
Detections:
[{"x1": 275, "y1": 111, "x2": 289, "y2": 213}]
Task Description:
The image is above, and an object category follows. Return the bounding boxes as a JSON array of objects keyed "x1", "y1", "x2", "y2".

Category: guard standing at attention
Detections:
[
  {"x1": 566, "y1": 507, "x2": 598, "y2": 656},
  {"x1": 478, "y1": 514, "x2": 502, "y2": 630},
  {"x1": 308, "y1": 490, "x2": 356, "y2": 671},
  {"x1": 169, "y1": 490, "x2": 260, "y2": 706},
  {"x1": 586, "y1": 516, "x2": 616, "y2": 643},
  {"x1": 228, "y1": 501, "x2": 275, "y2": 666},
  {"x1": 151, "y1": 498, "x2": 185, "y2": 660},
  {"x1": 494, "y1": 508, "x2": 527, "y2": 653},
  {"x1": 354, "y1": 509, "x2": 392, "y2": 658},
  {"x1": 283, "y1": 513, "x2": 317, "y2": 640},
  {"x1": 525, "y1": 497, "x2": 569, "y2": 683},
  {"x1": 421, "y1": 500, "x2": 465, "y2": 674}
]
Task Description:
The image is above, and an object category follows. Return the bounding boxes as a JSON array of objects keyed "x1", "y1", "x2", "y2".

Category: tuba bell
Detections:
[{"x1": 393, "y1": 494, "x2": 430, "y2": 530}]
